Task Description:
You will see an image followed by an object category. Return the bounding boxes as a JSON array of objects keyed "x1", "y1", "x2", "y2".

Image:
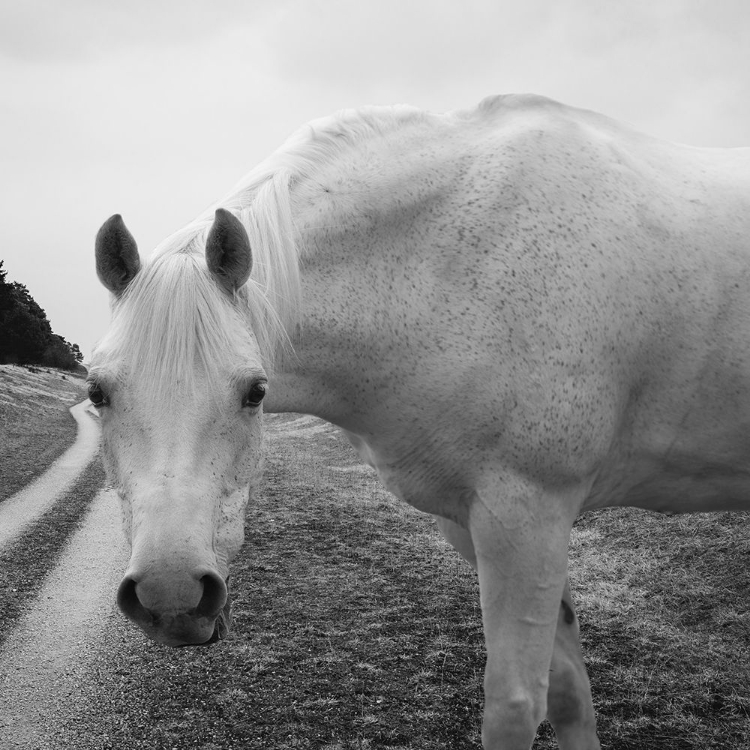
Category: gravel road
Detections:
[
  {"x1": 0, "y1": 488, "x2": 127, "y2": 749},
  {"x1": 0, "y1": 400, "x2": 100, "y2": 548},
  {"x1": 0, "y1": 401, "x2": 130, "y2": 749}
]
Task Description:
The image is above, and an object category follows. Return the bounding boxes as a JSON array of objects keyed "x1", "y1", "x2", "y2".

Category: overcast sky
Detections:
[{"x1": 1, "y1": 0, "x2": 749, "y2": 360}]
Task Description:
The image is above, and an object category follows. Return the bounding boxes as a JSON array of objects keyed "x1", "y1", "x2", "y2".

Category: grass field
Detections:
[
  {"x1": 51, "y1": 412, "x2": 749, "y2": 749},
  {"x1": 0, "y1": 364, "x2": 87, "y2": 500},
  {"x1": 570, "y1": 507, "x2": 750, "y2": 749},
  {"x1": 2, "y1": 369, "x2": 749, "y2": 748}
]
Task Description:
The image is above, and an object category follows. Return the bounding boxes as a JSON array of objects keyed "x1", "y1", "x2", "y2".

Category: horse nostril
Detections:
[
  {"x1": 117, "y1": 575, "x2": 151, "y2": 624},
  {"x1": 196, "y1": 572, "x2": 228, "y2": 618}
]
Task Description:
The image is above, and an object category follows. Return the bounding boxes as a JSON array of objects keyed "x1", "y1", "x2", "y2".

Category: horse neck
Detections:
[{"x1": 267, "y1": 137, "x2": 468, "y2": 427}]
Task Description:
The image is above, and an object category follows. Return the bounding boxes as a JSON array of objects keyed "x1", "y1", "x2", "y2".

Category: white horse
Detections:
[{"x1": 90, "y1": 94, "x2": 750, "y2": 750}]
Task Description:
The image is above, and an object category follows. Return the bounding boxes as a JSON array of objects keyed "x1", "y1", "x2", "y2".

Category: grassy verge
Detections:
[
  {"x1": 571, "y1": 508, "x2": 750, "y2": 749},
  {"x1": 0, "y1": 365, "x2": 87, "y2": 501}
]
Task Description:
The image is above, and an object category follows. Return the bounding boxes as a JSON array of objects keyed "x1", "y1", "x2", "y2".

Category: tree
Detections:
[{"x1": 0, "y1": 260, "x2": 83, "y2": 370}]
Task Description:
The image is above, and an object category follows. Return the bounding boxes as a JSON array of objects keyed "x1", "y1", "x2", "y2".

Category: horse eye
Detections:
[
  {"x1": 243, "y1": 382, "x2": 267, "y2": 409},
  {"x1": 87, "y1": 382, "x2": 109, "y2": 408}
]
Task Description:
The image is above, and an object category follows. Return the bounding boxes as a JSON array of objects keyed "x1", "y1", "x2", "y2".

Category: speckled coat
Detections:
[{"x1": 93, "y1": 95, "x2": 750, "y2": 750}]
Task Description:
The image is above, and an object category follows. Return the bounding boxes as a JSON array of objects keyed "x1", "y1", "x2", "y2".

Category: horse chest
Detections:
[{"x1": 340, "y1": 428, "x2": 468, "y2": 521}]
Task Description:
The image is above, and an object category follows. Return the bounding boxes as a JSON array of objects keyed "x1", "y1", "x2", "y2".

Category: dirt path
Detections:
[
  {"x1": 0, "y1": 401, "x2": 100, "y2": 548},
  {"x1": 0, "y1": 488, "x2": 127, "y2": 748},
  {"x1": 0, "y1": 399, "x2": 125, "y2": 748}
]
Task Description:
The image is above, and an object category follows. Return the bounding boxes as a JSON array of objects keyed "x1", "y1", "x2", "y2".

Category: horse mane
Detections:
[
  {"x1": 95, "y1": 104, "x2": 430, "y2": 393},
  {"x1": 150, "y1": 104, "x2": 431, "y2": 355}
]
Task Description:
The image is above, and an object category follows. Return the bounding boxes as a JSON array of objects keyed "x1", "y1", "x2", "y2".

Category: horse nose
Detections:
[{"x1": 117, "y1": 569, "x2": 228, "y2": 646}]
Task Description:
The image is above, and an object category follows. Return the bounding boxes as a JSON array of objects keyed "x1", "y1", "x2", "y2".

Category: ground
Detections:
[{"x1": 0, "y1": 372, "x2": 748, "y2": 748}]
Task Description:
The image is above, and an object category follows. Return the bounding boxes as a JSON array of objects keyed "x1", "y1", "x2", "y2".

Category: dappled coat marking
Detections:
[{"x1": 91, "y1": 94, "x2": 750, "y2": 750}]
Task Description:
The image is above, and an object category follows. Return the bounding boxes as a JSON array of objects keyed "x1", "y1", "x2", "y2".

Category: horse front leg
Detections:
[
  {"x1": 436, "y1": 513, "x2": 600, "y2": 750},
  {"x1": 469, "y1": 490, "x2": 570, "y2": 750},
  {"x1": 439, "y1": 474, "x2": 582, "y2": 749}
]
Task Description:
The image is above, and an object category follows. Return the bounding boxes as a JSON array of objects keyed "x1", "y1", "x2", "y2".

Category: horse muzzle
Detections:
[{"x1": 117, "y1": 569, "x2": 232, "y2": 647}]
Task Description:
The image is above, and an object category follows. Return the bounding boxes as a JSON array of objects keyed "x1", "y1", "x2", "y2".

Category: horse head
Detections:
[{"x1": 91, "y1": 209, "x2": 264, "y2": 646}]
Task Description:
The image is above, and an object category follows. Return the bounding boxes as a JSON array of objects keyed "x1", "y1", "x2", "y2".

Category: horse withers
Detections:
[{"x1": 91, "y1": 94, "x2": 750, "y2": 749}]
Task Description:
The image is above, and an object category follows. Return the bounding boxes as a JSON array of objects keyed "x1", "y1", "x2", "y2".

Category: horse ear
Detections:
[
  {"x1": 95, "y1": 214, "x2": 141, "y2": 297},
  {"x1": 205, "y1": 208, "x2": 252, "y2": 294}
]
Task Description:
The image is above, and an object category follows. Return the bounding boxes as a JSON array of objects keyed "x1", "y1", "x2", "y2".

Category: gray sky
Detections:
[{"x1": 1, "y1": 0, "x2": 749, "y2": 360}]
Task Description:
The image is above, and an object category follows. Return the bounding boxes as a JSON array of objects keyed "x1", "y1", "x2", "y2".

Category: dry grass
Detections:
[
  {"x1": 569, "y1": 509, "x2": 750, "y2": 749},
  {"x1": 0, "y1": 364, "x2": 87, "y2": 500}
]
